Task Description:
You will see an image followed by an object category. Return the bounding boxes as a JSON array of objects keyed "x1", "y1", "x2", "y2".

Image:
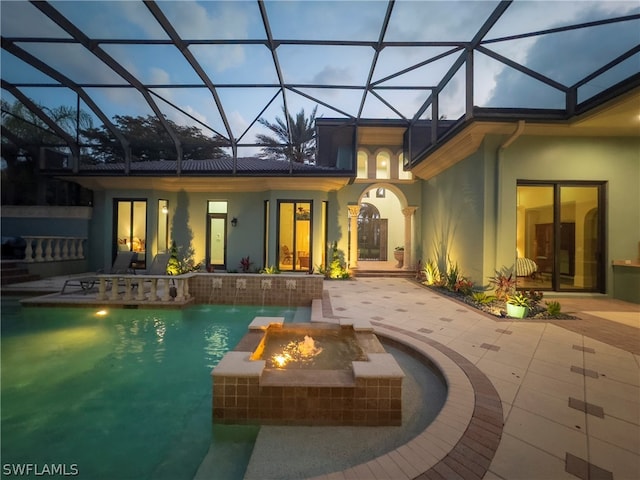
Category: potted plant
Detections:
[
  {"x1": 506, "y1": 291, "x2": 531, "y2": 318},
  {"x1": 393, "y1": 246, "x2": 404, "y2": 268}
]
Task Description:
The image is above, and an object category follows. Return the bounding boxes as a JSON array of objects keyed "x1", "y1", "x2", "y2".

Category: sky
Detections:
[{"x1": 1, "y1": 0, "x2": 638, "y2": 156}]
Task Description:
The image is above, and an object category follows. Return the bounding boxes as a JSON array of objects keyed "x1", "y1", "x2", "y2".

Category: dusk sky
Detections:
[{"x1": 1, "y1": 0, "x2": 638, "y2": 155}]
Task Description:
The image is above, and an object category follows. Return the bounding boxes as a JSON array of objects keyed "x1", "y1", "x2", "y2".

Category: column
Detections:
[
  {"x1": 402, "y1": 206, "x2": 417, "y2": 271},
  {"x1": 347, "y1": 204, "x2": 361, "y2": 269}
]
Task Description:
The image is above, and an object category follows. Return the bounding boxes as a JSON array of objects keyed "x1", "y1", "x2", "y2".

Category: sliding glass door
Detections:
[
  {"x1": 278, "y1": 201, "x2": 312, "y2": 272},
  {"x1": 516, "y1": 182, "x2": 604, "y2": 292}
]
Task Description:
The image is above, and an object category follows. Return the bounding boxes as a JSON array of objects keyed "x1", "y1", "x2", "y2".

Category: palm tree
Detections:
[{"x1": 256, "y1": 106, "x2": 317, "y2": 163}]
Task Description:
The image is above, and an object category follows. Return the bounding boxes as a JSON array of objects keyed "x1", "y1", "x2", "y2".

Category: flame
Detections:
[{"x1": 270, "y1": 336, "x2": 322, "y2": 368}]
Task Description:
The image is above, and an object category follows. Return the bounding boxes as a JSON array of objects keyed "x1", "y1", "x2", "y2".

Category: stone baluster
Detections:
[
  {"x1": 34, "y1": 238, "x2": 44, "y2": 262},
  {"x1": 24, "y1": 237, "x2": 34, "y2": 263}
]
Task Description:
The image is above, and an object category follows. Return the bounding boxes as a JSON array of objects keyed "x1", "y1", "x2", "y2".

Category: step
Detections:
[
  {"x1": 352, "y1": 269, "x2": 417, "y2": 278},
  {"x1": 0, "y1": 262, "x2": 40, "y2": 285}
]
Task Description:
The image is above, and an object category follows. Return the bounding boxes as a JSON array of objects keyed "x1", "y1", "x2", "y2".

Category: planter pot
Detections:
[
  {"x1": 393, "y1": 251, "x2": 404, "y2": 268},
  {"x1": 506, "y1": 303, "x2": 529, "y2": 318}
]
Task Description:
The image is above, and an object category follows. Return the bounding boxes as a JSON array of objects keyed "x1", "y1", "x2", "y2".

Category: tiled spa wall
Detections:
[
  {"x1": 189, "y1": 273, "x2": 324, "y2": 306},
  {"x1": 212, "y1": 376, "x2": 403, "y2": 426}
]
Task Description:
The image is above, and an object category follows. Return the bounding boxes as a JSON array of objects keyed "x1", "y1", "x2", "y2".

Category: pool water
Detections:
[{"x1": 1, "y1": 299, "x2": 306, "y2": 480}]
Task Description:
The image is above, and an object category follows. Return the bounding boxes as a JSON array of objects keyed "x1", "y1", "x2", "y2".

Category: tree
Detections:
[
  {"x1": 1, "y1": 99, "x2": 93, "y2": 205},
  {"x1": 82, "y1": 114, "x2": 229, "y2": 163},
  {"x1": 256, "y1": 106, "x2": 317, "y2": 163}
]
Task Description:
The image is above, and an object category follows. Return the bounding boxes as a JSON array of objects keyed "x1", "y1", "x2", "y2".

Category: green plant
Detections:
[
  {"x1": 321, "y1": 241, "x2": 350, "y2": 279},
  {"x1": 472, "y1": 292, "x2": 497, "y2": 304},
  {"x1": 394, "y1": 246, "x2": 404, "y2": 251},
  {"x1": 507, "y1": 291, "x2": 531, "y2": 308},
  {"x1": 261, "y1": 265, "x2": 280, "y2": 274},
  {"x1": 444, "y1": 261, "x2": 460, "y2": 291},
  {"x1": 546, "y1": 300, "x2": 562, "y2": 316},
  {"x1": 422, "y1": 259, "x2": 441, "y2": 286},
  {"x1": 489, "y1": 267, "x2": 516, "y2": 300},
  {"x1": 166, "y1": 240, "x2": 201, "y2": 275}
]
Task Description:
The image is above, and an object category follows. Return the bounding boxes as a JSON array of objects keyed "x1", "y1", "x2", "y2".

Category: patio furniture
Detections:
[{"x1": 60, "y1": 251, "x2": 136, "y2": 294}]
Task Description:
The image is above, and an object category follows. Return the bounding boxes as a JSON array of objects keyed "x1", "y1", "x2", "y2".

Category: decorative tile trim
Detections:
[
  {"x1": 480, "y1": 343, "x2": 501, "y2": 352},
  {"x1": 568, "y1": 397, "x2": 605, "y2": 418},
  {"x1": 565, "y1": 452, "x2": 613, "y2": 480},
  {"x1": 572, "y1": 345, "x2": 596, "y2": 354},
  {"x1": 495, "y1": 329, "x2": 513, "y2": 335},
  {"x1": 570, "y1": 366, "x2": 599, "y2": 379}
]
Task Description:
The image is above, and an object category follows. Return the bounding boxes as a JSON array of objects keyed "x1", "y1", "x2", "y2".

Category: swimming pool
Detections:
[
  {"x1": 1, "y1": 299, "x2": 306, "y2": 480},
  {"x1": 1, "y1": 299, "x2": 447, "y2": 480}
]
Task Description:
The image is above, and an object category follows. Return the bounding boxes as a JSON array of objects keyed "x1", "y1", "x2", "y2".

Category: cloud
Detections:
[
  {"x1": 485, "y1": 4, "x2": 640, "y2": 108},
  {"x1": 311, "y1": 66, "x2": 354, "y2": 86}
]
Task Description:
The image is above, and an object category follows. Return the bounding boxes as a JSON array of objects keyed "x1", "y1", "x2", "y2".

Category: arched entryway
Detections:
[{"x1": 348, "y1": 184, "x2": 417, "y2": 271}]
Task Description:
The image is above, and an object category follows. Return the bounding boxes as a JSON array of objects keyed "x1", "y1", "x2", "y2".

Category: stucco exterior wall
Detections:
[
  {"x1": 418, "y1": 133, "x2": 640, "y2": 296},
  {"x1": 419, "y1": 147, "x2": 488, "y2": 284}
]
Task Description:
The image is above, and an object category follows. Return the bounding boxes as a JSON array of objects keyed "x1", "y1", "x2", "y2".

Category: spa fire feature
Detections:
[{"x1": 212, "y1": 317, "x2": 404, "y2": 426}]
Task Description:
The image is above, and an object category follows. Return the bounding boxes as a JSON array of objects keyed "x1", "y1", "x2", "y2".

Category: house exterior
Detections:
[{"x1": 4, "y1": 86, "x2": 637, "y2": 303}]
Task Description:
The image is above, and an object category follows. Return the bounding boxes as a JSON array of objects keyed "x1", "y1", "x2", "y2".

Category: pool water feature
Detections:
[
  {"x1": 0, "y1": 299, "x2": 306, "y2": 480},
  {"x1": 253, "y1": 323, "x2": 367, "y2": 369},
  {"x1": 213, "y1": 319, "x2": 407, "y2": 426}
]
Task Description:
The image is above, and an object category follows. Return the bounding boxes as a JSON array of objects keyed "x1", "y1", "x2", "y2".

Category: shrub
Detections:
[
  {"x1": 239, "y1": 256, "x2": 254, "y2": 273},
  {"x1": 319, "y1": 241, "x2": 350, "y2": 279},
  {"x1": 472, "y1": 292, "x2": 497, "y2": 304},
  {"x1": 453, "y1": 278, "x2": 474, "y2": 296},
  {"x1": 444, "y1": 261, "x2": 460, "y2": 291},
  {"x1": 489, "y1": 267, "x2": 516, "y2": 300},
  {"x1": 167, "y1": 240, "x2": 201, "y2": 275},
  {"x1": 422, "y1": 259, "x2": 441, "y2": 286},
  {"x1": 507, "y1": 291, "x2": 531, "y2": 308},
  {"x1": 260, "y1": 265, "x2": 280, "y2": 274},
  {"x1": 546, "y1": 300, "x2": 562, "y2": 316}
]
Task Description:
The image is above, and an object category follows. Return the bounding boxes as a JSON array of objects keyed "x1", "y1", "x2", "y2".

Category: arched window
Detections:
[
  {"x1": 357, "y1": 150, "x2": 368, "y2": 178},
  {"x1": 376, "y1": 151, "x2": 390, "y2": 179},
  {"x1": 398, "y1": 152, "x2": 412, "y2": 179}
]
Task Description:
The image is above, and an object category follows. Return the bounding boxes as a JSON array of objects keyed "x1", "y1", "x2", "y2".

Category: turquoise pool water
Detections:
[{"x1": 1, "y1": 299, "x2": 306, "y2": 480}]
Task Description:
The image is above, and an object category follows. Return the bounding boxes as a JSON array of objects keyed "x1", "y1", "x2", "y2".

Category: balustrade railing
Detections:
[
  {"x1": 23, "y1": 236, "x2": 87, "y2": 263},
  {"x1": 95, "y1": 273, "x2": 192, "y2": 303}
]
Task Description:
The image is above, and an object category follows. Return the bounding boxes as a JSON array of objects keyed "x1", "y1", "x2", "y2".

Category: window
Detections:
[
  {"x1": 376, "y1": 152, "x2": 390, "y2": 179},
  {"x1": 357, "y1": 150, "x2": 368, "y2": 178}
]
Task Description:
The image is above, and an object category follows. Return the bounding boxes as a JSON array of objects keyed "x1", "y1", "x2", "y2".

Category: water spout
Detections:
[
  {"x1": 260, "y1": 279, "x2": 272, "y2": 312},
  {"x1": 285, "y1": 279, "x2": 296, "y2": 310}
]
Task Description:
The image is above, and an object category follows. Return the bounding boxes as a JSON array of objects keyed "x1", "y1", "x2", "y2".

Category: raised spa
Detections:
[{"x1": 212, "y1": 317, "x2": 405, "y2": 426}]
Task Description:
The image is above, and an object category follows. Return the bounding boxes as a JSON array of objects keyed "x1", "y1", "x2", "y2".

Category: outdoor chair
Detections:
[
  {"x1": 281, "y1": 245, "x2": 293, "y2": 264},
  {"x1": 61, "y1": 251, "x2": 136, "y2": 294},
  {"x1": 131, "y1": 253, "x2": 171, "y2": 290}
]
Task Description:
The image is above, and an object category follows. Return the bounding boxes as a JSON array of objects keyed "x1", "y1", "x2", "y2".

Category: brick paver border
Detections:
[{"x1": 372, "y1": 322, "x2": 504, "y2": 480}]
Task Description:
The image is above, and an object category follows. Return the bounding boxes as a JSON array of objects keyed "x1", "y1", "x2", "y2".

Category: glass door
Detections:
[
  {"x1": 114, "y1": 199, "x2": 147, "y2": 269},
  {"x1": 278, "y1": 201, "x2": 312, "y2": 271},
  {"x1": 559, "y1": 185, "x2": 601, "y2": 291},
  {"x1": 206, "y1": 201, "x2": 228, "y2": 271},
  {"x1": 516, "y1": 183, "x2": 604, "y2": 292}
]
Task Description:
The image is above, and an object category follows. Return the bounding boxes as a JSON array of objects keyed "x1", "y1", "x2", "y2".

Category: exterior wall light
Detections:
[{"x1": 231, "y1": 217, "x2": 238, "y2": 227}]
